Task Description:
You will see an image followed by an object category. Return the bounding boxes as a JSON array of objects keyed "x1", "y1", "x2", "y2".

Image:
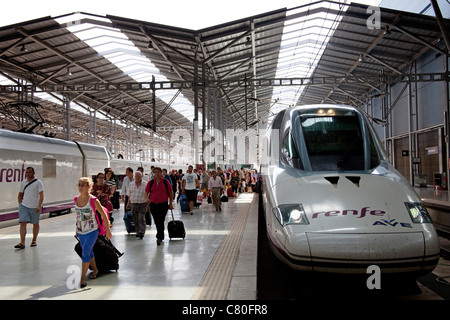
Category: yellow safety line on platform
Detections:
[{"x1": 192, "y1": 197, "x2": 253, "y2": 300}]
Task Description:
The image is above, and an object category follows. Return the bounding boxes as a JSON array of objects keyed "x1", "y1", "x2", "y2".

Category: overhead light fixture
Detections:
[
  {"x1": 383, "y1": 25, "x2": 391, "y2": 35},
  {"x1": 245, "y1": 36, "x2": 251, "y2": 46},
  {"x1": 148, "y1": 40, "x2": 155, "y2": 50},
  {"x1": 358, "y1": 54, "x2": 364, "y2": 62},
  {"x1": 20, "y1": 44, "x2": 27, "y2": 52},
  {"x1": 67, "y1": 67, "x2": 72, "y2": 76}
]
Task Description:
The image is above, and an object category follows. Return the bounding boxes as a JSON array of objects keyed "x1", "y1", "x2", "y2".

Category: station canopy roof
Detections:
[{"x1": 0, "y1": 1, "x2": 448, "y2": 151}]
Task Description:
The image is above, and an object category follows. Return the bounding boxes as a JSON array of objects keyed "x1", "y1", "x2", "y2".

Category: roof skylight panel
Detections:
[
  {"x1": 56, "y1": 13, "x2": 201, "y2": 126},
  {"x1": 266, "y1": 2, "x2": 349, "y2": 123}
]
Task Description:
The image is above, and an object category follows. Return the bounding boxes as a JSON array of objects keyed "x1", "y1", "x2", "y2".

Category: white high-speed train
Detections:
[
  {"x1": 0, "y1": 129, "x2": 187, "y2": 227},
  {"x1": 261, "y1": 105, "x2": 440, "y2": 274}
]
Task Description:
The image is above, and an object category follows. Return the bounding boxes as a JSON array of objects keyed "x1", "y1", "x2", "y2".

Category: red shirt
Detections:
[{"x1": 145, "y1": 178, "x2": 171, "y2": 204}]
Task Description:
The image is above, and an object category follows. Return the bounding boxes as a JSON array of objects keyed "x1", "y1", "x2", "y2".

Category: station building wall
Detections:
[{"x1": 368, "y1": 49, "x2": 448, "y2": 187}]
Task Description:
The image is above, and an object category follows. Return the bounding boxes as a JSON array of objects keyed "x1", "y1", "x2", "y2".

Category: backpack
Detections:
[
  {"x1": 149, "y1": 178, "x2": 170, "y2": 197},
  {"x1": 74, "y1": 196, "x2": 110, "y2": 236}
]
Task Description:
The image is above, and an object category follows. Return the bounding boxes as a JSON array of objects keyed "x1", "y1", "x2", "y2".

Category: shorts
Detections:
[
  {"x1": 185, "y1": 189, "x2": 197, "y2": 202},
  {"x1": 18, "y1": 203, "x2": 41, "y2": 224}
]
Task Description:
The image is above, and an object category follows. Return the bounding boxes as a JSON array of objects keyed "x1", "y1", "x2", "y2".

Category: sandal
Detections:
[
  {"x1": 80, "y1": 281, "x2": 87, "y2": 288},
  {"x1": 89, "y1": 272, "x2": 98, "y2": 279},
  {"x1": 14, "y1": 243, "x2": 25, "y2": 249},
  {"x1": 30, "y1": 241, "x2": 37, "y2": 247}
]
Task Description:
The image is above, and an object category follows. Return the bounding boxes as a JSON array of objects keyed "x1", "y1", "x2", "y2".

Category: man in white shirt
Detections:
[
  {"x1": 121, "y1": 167, "x2": 133, "y2": 206},
  {"x1": 208, "y1": 170, "x2": 224, "y2": 211},
  {"x1": 15, "y1": 167, "x2": 44, "y2": 249},
  {"x1": 182, "y1": 165, "x2": 199, "y2": 215}
]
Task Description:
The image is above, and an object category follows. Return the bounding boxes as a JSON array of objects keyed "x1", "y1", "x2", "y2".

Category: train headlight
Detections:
[
  {"x1": 273, "y1": 204, "x2": 309, "y2": 226},
  {"x1": 405, "y1": 202, "x2": 432, "y2": 223}
]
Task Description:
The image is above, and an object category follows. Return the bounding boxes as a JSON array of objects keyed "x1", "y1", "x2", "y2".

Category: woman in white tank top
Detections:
[{"x1": 75, "y1": 177, "x2": 112, "y2": 288}]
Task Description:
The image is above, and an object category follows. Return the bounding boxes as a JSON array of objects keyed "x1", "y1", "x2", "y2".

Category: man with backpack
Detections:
[{"x1": 145, "y1": 167, "x2": 173, "y2": 245}]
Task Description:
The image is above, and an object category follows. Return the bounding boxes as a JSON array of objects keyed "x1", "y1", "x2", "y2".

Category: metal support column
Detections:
[
  {"x1": 151, "y1": 75, "x2": 156, "y2": 161},
  {"x1": 202, "y1": 62, "x2": 206, "y2": 167},
  {"x1": 408, "y1": 78, "x2": 415, "y2": 186},
  {"x1": 64, "y1": 97, "x2": 70, "y2": 140},
  {"x1": 194, "y1": 62, "x2": 199, "y2": 166}
]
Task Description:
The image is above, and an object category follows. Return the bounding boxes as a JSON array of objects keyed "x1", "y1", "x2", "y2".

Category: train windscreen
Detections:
[{"x1": 299, "y1": 109, "x2": 369, "y2": 171}]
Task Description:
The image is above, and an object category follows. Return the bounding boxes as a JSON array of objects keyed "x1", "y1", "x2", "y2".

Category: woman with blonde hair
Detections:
[{"x1": 75, "y1": 177, "x2": 112, "y2": 288}]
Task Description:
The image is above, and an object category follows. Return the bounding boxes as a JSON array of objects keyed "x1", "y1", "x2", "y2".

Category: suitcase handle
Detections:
[{"x1": 170, "y1": 210, "x2": 175, "y2": 222}]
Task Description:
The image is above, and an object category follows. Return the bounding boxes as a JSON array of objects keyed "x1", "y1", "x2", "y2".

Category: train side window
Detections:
[
  {"x1": 283, "y1": 132, "x2": 297, "y2": 158},
  {"x1": 42, "y1": 156, "x2": 56, "y2": 178},
  {"x1": 282, "y1": 131, "x2": 302, "y2": 165}
]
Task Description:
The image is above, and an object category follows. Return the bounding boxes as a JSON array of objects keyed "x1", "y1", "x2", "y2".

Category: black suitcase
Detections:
[
  {"x1": 111, "y1": 191, "x2": 120, "y2": 210},
  {"x1": 75, "y1": 235, "x2": 123, "y2": 272},
  {"x1": 168, "y1": 210, "x2": 185, "y2": 240}
]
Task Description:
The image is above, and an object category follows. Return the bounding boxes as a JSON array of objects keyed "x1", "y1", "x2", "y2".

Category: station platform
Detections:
[
  {"x1": 416, "y1": 187, "x2": 450, "y2": 229},
  {"x1": 0, "y1": 193, "x2": 258, "y2": 300},
  {"x1": 415, "y1": 187, "x2": 450, "y2": 205}
]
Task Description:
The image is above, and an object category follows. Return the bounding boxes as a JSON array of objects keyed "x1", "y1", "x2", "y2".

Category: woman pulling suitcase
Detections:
[{"x1": 75, "y1": 177, "x2": 112, "y2": 288}]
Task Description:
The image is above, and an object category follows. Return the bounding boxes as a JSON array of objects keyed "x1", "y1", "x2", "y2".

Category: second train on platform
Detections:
[{"x1": 0, "y1": 128, "x2": 186, "y2": 226}]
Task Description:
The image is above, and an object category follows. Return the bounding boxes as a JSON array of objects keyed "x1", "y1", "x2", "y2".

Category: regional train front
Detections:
[{"x1": 262, "y1": 105, "x2": 440, "y2": 274}]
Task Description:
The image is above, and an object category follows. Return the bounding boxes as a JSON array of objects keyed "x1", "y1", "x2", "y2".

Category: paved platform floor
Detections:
[
  {"x1": 416, "y1": 187, "x2": 450, "y2": 203},
  {"x1": 0, "y1": 193, "x2": 257, "y2": 300}
]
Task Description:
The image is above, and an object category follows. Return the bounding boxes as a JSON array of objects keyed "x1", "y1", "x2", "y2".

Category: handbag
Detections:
[
  {"x1": 220, "y1": 193, "x2": 228, "y2": 202},
  {"x1": 207, "y1": 195, "x2": 212, "y2": 204}
]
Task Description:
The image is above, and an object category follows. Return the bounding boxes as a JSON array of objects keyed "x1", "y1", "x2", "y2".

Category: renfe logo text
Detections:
[
  {"x1": 312, "y1": 207, "x2": 385, "y2": 219},
  {"x1": 0, "y1": 161, "x2": 26, "y2": 183}
]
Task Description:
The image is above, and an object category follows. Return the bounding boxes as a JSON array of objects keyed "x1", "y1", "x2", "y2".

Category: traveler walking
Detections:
[
  {"x1": 181, "y1": 165, "x2": 199, "y2": 215},
  {"x1": 208, "y1": 170, "x2": 224, "y2": 211},
  {"x1": 120, "y1": 167, "x2": 133, "y2": 207},
  {"x1": 145, "y1": 167, "x2": 173, "y2": 245},
  {"x1": 126, "y1": 171, "x2": 148, "y2": 239},
  {"x1": 74, "y1": 177, "x2": 112, "y2": 288}
]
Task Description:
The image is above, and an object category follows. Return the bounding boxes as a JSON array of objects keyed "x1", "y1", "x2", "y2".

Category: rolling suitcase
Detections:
[
  {"x1": 75, "y1": 235, "x2": 123, "y2": 272},
  {"x1": 179, "y1": 193, "x2": 189, "y2": 213},
  {"x1": 168, "y1": 210, "x2": 185, "y2": 240},
  {"x1": 123, "y1": 210, "x2": 135, "y2": 234}
]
